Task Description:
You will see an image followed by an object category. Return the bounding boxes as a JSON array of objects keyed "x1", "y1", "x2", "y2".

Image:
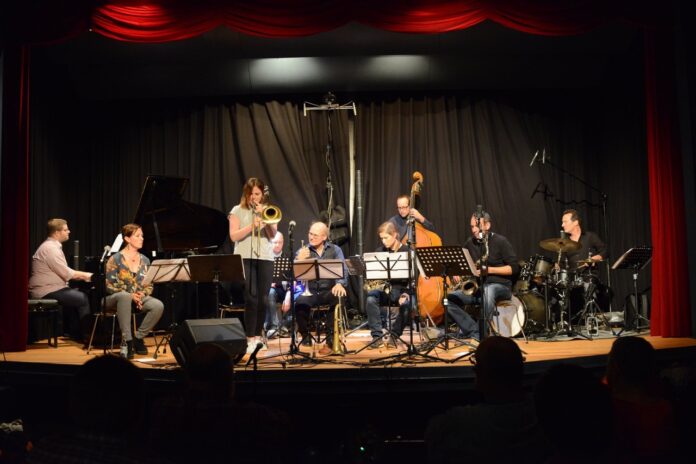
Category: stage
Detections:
[{"x1": 5, "y1": 329, "x2": 696, "y2": 392}]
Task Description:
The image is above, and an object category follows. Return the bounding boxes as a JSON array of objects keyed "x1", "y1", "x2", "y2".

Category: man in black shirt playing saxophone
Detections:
[{"x1": 447, "y1": 209, "x2": 519, "y2": 340}]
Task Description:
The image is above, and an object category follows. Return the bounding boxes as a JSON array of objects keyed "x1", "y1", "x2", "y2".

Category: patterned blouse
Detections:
[{"x1": 105, "y1": 251, "x2": 153, "y2": 296}]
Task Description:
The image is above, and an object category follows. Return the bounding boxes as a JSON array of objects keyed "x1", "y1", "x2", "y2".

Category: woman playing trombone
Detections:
[{"x1": 229, "y1": 178, "x2": 278, "y2": 351}]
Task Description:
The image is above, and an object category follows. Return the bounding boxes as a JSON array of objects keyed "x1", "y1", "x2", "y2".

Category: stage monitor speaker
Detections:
[{"x1": 170, "y1": 318, "x2": 247, "y2": 366}]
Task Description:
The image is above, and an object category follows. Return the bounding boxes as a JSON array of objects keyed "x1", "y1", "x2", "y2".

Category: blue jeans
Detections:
[
  {"x1": 446, "y1": 283, "x2": 512, "y2": 339},
  {"x1": 44, "y1": 287, "x2": 90, "y2": 339},
  {"x1": 365, "y1": 288, "x2": 409, "y2": 340},
  {"x1": 264, "y1": 285, "x2": 290, "y2": 331}
]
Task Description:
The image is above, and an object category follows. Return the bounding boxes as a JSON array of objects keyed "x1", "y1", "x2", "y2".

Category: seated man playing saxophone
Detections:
[
  {"x1": 364, "y1": 221, "x2": 412, "y2": 350},
  {"x1": 447, "y1": 209, "x2": 519, "y2": 340}
]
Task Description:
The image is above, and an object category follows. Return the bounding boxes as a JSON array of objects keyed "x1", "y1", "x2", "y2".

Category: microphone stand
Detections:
[{"x1": 532, "y1": 153, "x2": 612, "y2": 310}]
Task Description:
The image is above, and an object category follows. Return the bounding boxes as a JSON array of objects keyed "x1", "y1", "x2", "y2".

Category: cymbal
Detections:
[
  {"x1": 575, "y1": 258, "x2": 595, "y2": 265},
  {"x1": 539, "y1": 237, "x2": 581, "y2": 253}
]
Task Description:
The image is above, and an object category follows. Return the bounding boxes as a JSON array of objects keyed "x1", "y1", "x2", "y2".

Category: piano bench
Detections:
[{"x1": 28, "y1": 299, "x2": 61, "y2": 347}]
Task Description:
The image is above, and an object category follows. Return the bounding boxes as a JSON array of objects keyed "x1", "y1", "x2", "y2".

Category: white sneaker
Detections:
[
  {"x1": 246, "y1": 338, "x2": 257, "y2": 353},
  {"x1": 266, "y1": 329, "x2": 278, "y2": 339}
]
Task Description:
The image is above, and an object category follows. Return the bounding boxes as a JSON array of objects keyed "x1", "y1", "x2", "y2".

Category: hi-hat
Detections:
[{"x1": 539, "y1": 237, "x2": 580, "y2": 253}]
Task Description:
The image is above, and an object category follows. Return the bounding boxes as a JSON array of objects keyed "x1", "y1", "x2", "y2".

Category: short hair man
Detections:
[{"x1": 29, "y1": 218, "x2": 92, "y2": 340}]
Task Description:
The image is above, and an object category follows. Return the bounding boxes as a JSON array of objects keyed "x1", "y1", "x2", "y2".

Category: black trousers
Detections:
[
  {"x1": 294, "y1": 290, "x2": 337, "y2": 341},
  {"x1": 242, "y1": 258, "x2": 273, "y2": 337}
]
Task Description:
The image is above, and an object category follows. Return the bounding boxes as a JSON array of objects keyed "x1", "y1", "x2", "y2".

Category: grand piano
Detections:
[{"x1": 133, "y1": 175, "x2": 228, "y2": 256}]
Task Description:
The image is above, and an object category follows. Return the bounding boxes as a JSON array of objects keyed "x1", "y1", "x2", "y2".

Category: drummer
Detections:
[{"x1": 560, "y1": 209, "x2": 607, "y2": 268}]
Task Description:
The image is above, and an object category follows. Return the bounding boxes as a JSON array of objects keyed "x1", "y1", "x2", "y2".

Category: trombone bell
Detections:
[{"x1": 261, "y1": 205, "x2": 282, "y2": 224}]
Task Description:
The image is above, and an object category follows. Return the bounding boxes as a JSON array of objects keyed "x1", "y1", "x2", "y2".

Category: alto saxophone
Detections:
[{"x1": 363, "y1": 279, "x2": 388, "y2": 292}]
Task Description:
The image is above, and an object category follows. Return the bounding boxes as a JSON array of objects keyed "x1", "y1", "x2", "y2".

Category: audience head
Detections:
[
  {"x1": 534, "y1": 364, "x2": 611, "y2": 457},
  {"x1": 606, "y1": 336, "x2": 659, "y2": 397},
  {"x1": 472, "y1": 336, "x2": 524, "y2": 400},
  {"x1": 185, "y1": 343, "x2": 236, "y2": 402},
  {"x1": 70, "y1": 355, "x2": 144, "y2": 434}
]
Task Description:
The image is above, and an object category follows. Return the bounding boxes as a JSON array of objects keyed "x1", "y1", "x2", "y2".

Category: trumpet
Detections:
[
  {"x1": 299, "y1": 240, "x2": 312, "y2": 296},
  {"x1": 331, "y1": 296, "x2": 346, "y2": 355}
]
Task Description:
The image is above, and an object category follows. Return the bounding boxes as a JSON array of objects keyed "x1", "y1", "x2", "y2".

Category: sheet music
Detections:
[
  {"x1": 143, "y1": 258, "x2": 190, "y2": 286},
  {"x1": 363, "y1": 251, "x2": 410, "y2": 280},
  {"x1": 109, "y1": 234, "x2": 123, "y2": 255},
  {"x1": 293, "y1": 258, "x2": 344, "y2": 281}
]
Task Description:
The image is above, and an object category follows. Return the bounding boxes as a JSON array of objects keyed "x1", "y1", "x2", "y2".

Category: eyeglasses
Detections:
[{"x1": 397, "y1": 206, "x2": 410, "y2": 210}]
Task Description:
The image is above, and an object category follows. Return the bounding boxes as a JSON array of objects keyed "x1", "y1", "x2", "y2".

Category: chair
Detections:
[
  {"x1": 27, "y1": 299, "x2": 61, "y2": 347},
  {"x1": 86, "y1": 306, "x2": 138, "y2": 355}
]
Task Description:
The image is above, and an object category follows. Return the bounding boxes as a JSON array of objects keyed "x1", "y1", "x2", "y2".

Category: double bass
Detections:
[{"x1": 403, "y1": 172, "x2": 445, "y2": 325}]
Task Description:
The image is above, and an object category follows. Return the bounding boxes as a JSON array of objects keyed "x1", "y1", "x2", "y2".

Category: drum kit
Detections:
[{"x1": 511, "y1": 237, "x2": 611, "y2": 338}]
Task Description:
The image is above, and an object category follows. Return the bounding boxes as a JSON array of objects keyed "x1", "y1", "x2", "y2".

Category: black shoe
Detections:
[
  {"x1": 300, "y1": 335, "x2": 313, "y2": 347},
  {"x1": 126, "y1": 340, "x2": 135, "y2": 359},
  {"x1": 132, "y1": 337, "x2": 148, "y2": 355}
]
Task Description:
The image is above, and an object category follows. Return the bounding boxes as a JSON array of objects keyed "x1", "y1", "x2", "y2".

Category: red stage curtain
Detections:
[
  {"x1": 0, "y1": 1, "x2": 689, "y2": 349},
  {"x1": 644, "y1": 26, "x2": 692, "y2": 336},
  {"x1": 89, "y1": 0, "x2": 619, "y2": 41},
  {"x1": 0, "y1": 46, "x2": 31, "y2": 352}
]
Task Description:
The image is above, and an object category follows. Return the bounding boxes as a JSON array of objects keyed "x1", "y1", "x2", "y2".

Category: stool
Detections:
[
  {"x1": 309, "y1": 305, "x2": 332, "y2": 343},
  {"x1": 27, "y1": 299, "x2": 61, "y2": 347}
]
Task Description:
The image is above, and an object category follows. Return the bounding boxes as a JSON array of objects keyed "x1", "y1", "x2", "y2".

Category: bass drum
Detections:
[
  {"x1": 490, "y1": 295, "x2": 526, "y2": 337},
  {"x1": 517, "y1": 291, "x2": 546, "y2": 333}
]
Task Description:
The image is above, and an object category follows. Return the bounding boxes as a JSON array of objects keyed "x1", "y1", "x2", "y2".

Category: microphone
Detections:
[
  {"x1": 245, "y1": 342, "x2": 264, "y2": 367},
  {"x1": 529, "y1": 150, "x2": 539, "y2": 167},
  {"x1": 560, "y1": 230, "x2": 567, "y2": 239},
  {"x1": 99, "y1": 245, "x2": 111, "y2": 263},
  {"x1": 475, "y1": 204, "x2": 483, "y2": 219},
  {"x1": 73, "y1": 240, "x2": 80, "y2": 270},
  {"x1": 288, "y1": 220, "x2": 296, "y2": 236}
]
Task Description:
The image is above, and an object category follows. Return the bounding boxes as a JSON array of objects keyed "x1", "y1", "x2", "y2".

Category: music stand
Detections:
[
  {"x1": 612, "y1": 246, "x2": 652, "y2": 334},
  {"x1": 259, "y1": 258, "x2": 345, "y2": 364},
  {"x1": 143, "y1": 258, "x2": 191, "y2": 358},
  {"x1": 187, "y1": 254, "x2": 245, "y2": 316},
  {"x1": 353, "y1": 251, "x2": 409, "y2": 353},
  {"x1": 344, "y1": 256, "x2": 369, "y2": 335},
  {"x1": 256, "y1": 256, "x2": 310, "y2": 364},
  {"x1": 416, "y1": 246, "x2": 478, "y2": 357}
]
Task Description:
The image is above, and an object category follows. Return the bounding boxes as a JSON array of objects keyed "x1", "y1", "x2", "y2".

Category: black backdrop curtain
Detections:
[{"x1": 29, "y1": 85, "x2": 649, "y2": 317}]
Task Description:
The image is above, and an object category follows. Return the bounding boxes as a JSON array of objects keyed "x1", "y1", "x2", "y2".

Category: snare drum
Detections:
[
  {"x1": 531, "y1": 255, "x2": 554, "y2": 284},
  {"x1": 552, "y1": 268, "x2": 572, "y2": 289}
]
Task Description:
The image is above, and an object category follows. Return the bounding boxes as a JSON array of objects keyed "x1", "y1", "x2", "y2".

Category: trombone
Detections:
[{"x1": 250, "y1": 202, "x2": 282, "y2": 258}]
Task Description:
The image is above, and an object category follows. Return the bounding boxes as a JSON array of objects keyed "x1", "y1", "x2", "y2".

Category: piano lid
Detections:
[{"x1": 133, "y1": 175, "x2": 228, "y2": 253}]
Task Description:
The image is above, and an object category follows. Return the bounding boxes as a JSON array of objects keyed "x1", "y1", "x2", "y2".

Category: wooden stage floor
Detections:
[{"x1": 7, "y1": 329, "x2": 696, "y2": 373}]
